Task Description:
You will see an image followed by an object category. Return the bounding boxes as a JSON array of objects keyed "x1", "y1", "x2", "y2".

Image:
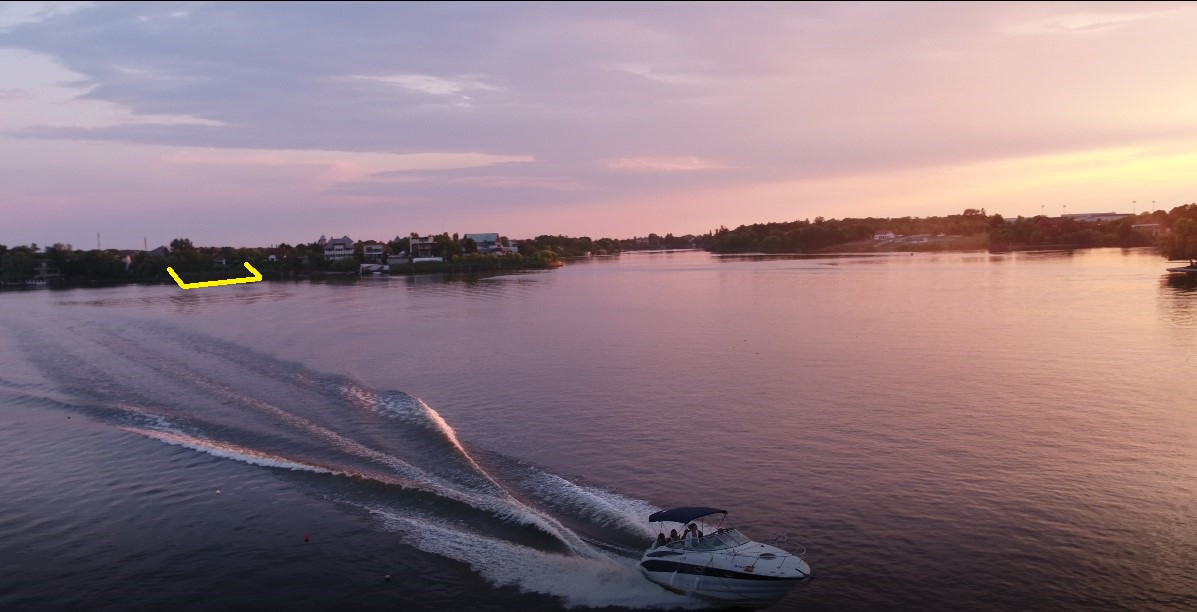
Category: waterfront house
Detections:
[
  {"x1": 409, "y1": 236, "x2": 441, "y2": 262},
  {"x1": 873, "y1": 230, "x2": 896, "y2": 241},
  {"x1": 362, "y1": 242, "x2": 384, "y2": 262},
  {"x1": 34, "y1": 259, "x2": 60, "y2": 281},
  {"x1": 323, "y1": 236, "x2": 354, "y2": 261},
  {"x1": 464, "y1": 233, "x2": 500, "y2": 253}
]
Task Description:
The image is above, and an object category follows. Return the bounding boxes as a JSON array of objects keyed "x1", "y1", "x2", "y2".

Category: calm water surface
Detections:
[{"x1": 1, "y1": 248, "x2": 1194, "y2": 611}]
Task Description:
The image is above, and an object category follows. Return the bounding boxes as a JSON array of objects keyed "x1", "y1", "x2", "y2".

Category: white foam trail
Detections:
[
  {"x1": 120, "y1": 426, "x2": 339, "y2": 474},
  {"x1": 347, "y1": 384, "x2": 508, "y2": 491},
  {"x1": 115, "y1": 389, "x2": 604, "y2": 560},
  {"x1": 371, "y1": 510, "x2": 709, "y2": 610},
  {"x1": 339, "y1": 385, "x2": 606, "y2": 557},
  {"x1": 158, "y1": 370, "x2": 444, "y2": 488},
  {"x1": 522, "y1": 470, "x2": 661, "y2": 538},
  {"x1": 111, "y1": 402, "x2": 180, "y2": 433},
  {"x1": 418, "y1": 399, "x2": 499, "y2": 483},
  {"x1": 107, "y1": 367, "x2": 612, "y2": 562}
]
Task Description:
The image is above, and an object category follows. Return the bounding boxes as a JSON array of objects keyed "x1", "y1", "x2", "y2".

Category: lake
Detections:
[{"x1": 1, "y1": 248, "x2": 1194, "y2": 611}]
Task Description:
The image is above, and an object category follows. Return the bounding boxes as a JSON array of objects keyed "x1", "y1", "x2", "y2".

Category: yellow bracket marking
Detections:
[{"x1": 167, "y1": 262, "x2": 263, "y2": 290}]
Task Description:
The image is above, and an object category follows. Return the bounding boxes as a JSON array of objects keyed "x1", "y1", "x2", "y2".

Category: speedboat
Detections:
[
  {"x1": 1166, "y1": 260, "x2": 1197, "y2": 274},
  {"x1": 639, "y1": 507, "x2": 811, "y2": 608}
]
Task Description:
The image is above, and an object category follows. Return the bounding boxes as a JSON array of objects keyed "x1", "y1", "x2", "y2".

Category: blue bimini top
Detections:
[{"x1": 647, "y1": 507, "x2": 728, "y2": 524}]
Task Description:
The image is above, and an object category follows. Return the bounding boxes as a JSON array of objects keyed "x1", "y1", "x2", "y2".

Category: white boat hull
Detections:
[{"x1": 639, "y1": 540, "x2": 810, "y2": 608}]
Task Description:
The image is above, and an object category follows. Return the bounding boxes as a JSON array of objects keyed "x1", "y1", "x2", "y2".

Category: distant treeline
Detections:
[
  {"x1": 699, "y1": 210, "x2": 995, "y2": 253},
  {"x1": 5, "y1": 205, "x2": 1197, "y2": 286},
  {"x1": 519, "y1": 233, "x2": 698, "y2": 255},
  {"x1": 0, "y1": 235, "x2": 563, "y2": 286},
  {"x1": 699, "y1": 205, "x2": 1197, "y2": 257}
]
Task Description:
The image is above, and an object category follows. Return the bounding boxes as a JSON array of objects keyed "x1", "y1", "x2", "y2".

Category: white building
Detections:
[
  {"x1": 324, "y1": 236, "x2": 354, "y2": 261},
  {"x1": 873, "y1": 230, "x2": 896, "y2": 241},
  {"x1": 1061, "y1": 212, "x2": 1132, "y2": 223}
]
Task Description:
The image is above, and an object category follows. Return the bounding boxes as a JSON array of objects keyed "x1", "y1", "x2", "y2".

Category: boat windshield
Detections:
[{"x1": 662, "y1": 528, "x2": 751, "y2": 552}]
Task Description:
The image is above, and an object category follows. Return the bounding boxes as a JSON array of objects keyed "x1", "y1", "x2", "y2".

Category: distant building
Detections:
[
  {"x1": 409, "y1": 236, "x2": 441, "y2": 262},
  {"x1": 464, "y1": 233, "x2": 500, "y2": 253},
  {"x1": 149, "y1": 245, "x2": 171, "y2": 258},
  {"x1": 33, "y1": 259, "x2": 60, "y2": 281},
  {"x1": 873, "y1": 230, "x2": 895, "y2": 241},
  {"x1": 1132, "y1": 223, "x2": 1163, "y2": 238},
  {"x1": 362, "y1": 242, "x2": 384, "y2": 262},
  {"x1": 323, "y1": 236, "x2": 354, "y2": 261},
  {"x1": 1061, "y1": 212, "x2": 1132, "y2": 223}
]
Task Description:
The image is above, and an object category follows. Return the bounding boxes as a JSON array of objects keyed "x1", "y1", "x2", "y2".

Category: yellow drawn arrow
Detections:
[{"x1": 167, "y1": 262, "x2": 263, "y2": 290}]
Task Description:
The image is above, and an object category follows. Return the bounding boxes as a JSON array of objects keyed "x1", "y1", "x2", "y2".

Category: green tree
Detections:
[
  {"x1": 332, "y1": 256, "x2": 360, "y2": 273},
  {"x1": 1, "y1": 250, "x2": 36, "y2": 282},
  {"x1": 1161, "y1": 218, "x2": 1197, "y2": 261},
  {"x1": 45, "y1": 243, "x2": 74, "y2": 277}
]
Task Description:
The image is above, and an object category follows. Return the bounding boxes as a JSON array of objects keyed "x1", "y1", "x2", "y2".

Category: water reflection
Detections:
[
  {"x1": 1158, "y1": 273, "x2": 1197, "y2": 326},
  {"x1": 1162, "y1": 273, "x2": 1197, "y2": 293},
  {"x1": 402, "y1": 270, "x2": 547, "y2": 293},
  {"x1": 1007, "y1": 249, "x2": 1078, "y2": 260},
  {"x1": 713, "y1": 252, "x2": 893, "y2": 262}
]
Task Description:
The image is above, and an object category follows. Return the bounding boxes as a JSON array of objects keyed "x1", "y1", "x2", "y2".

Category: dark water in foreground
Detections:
[{"x1": 1, "y1": 248, "x2": 1195, "y2": 611}]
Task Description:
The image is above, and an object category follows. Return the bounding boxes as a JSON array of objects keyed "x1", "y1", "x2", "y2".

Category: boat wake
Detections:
[{"x1": 4, "y1": 316, "x2": 703, "y2": 609}]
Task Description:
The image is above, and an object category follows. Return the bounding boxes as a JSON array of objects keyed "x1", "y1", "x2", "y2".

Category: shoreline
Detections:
[{"x1": 2, "y1": 245, "x2": 1169, "y2": 291}]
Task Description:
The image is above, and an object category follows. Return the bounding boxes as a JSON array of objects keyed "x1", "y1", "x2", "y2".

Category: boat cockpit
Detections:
[{"x1": 652, "y1": 527, "x2": 751, "y2": 552}]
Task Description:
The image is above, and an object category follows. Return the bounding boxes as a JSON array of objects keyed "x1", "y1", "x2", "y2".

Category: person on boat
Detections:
[
  {"x1": 654, "y1": 533, "x2": 667, "y2": 548},
  {"x1": 684, "y1": 523, "x2": 703, "y2": 544},
  {"x1": 668, "y1": 528, "x2": 680, "y2": 543}
]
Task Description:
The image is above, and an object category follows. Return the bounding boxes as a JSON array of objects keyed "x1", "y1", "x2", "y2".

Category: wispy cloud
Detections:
[
  {"x1": 0, "y1": 1, "x2": 92, "y2": 33},
  {"x1": 354, "y1": 74, "x2": 499, "y2": 96},
  {"x1": 0, "y1": 50, "x2": 222, "y2": 131},
  {"x1": 607, "y1": 63, "x2": 704, "y2": 84},
  {"x1": 1003, "y1": 7, "x2": 1188, "y2": 35},
  {"x1": 608, "y1": 156, "x2": 727, "y2": 172},
  {"x1": 443, "y1": 174, "x2": 584, "y2": 191},
  {"x1": 163, "y1": 148, "x2": 533, "y2": 183}
]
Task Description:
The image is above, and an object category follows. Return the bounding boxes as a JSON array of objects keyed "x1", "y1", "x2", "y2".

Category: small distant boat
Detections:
[
  {"x1": 1166, "y1": 260, "x2": 1197, "y2": 274},
  {"x1": 639, "y1": 507, "x2": 810, "y2": 608}
]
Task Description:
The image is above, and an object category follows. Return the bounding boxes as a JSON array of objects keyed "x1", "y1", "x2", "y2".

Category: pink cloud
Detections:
[{"x1": 607, "y1": 156, "x2": 727, "y2": 172}]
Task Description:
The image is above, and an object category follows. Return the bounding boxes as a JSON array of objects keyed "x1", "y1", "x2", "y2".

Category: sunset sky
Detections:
[{"x1": 3, "y1": 1, "x2": 1197, "y2": 249}]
